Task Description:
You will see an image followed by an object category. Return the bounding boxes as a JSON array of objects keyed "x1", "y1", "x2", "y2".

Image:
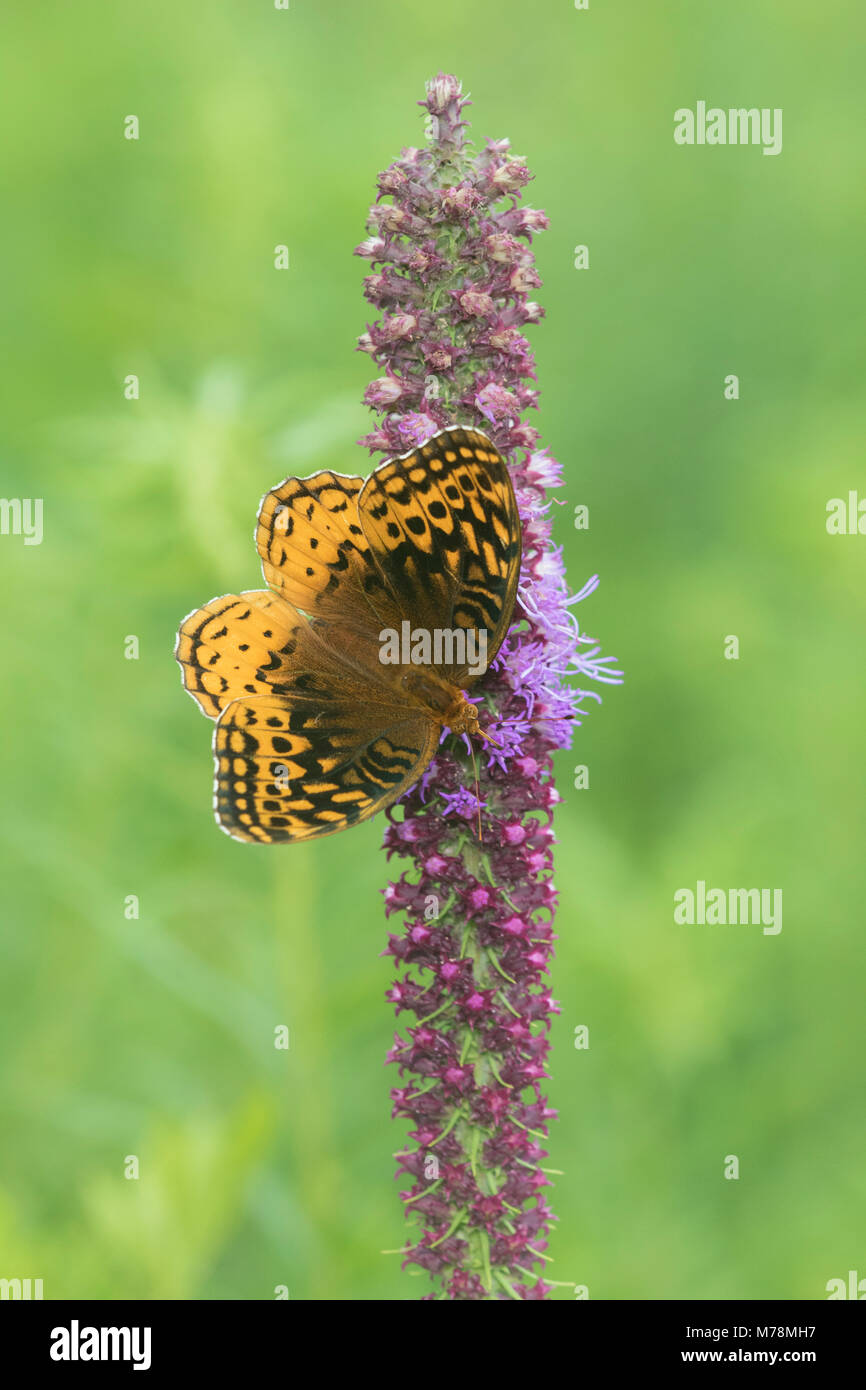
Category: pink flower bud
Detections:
[
  {"x1": 425, "y1": 73, "x2": 463, "y2": 113},
  {"x1": 354, "y1": 236, "x2": 385, "y2": 259},
  {"x1": 378, "y1": 167, "x2": 407, "y2": 195},
  {"x1": 379, "y1": 313, "x2": 418, "y2": 341},
  {"x1": 509, "y1": 265, "x2": 542, "y2": 293},
  {"x1": 488, "y1": 326, "x2": 522, "y2": 350},
  {"x1": 485, "y1": 233, "x2": 520, "y2": 262},
  {"x1": 459, "y1": 289, "x2": 495, "y2": 317},
  {"x1": 490, "y1": 158, "x2": 530, "y2": 191},
  {"x1": 441, "y1": 184, "x2": 482, "y2": 215},
  {"x1": 517, "y1": 208, "x2": 549, "y2": 231},
  {"x1": 364, "y1": 376, "x2": 403, "y2": 406}
]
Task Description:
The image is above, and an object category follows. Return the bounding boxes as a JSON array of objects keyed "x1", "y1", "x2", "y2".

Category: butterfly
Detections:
[{"x1": 175, "y1": 425, "x2": 522, "y2": 843}]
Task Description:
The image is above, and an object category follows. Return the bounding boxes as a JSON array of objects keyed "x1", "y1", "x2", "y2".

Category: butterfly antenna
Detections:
[
  {"x1": 468, "y1": 740, "x2": 482, "y2": 843},
  {"x1": 478, "y1": 725, "x2": 502, "y2": 750}
]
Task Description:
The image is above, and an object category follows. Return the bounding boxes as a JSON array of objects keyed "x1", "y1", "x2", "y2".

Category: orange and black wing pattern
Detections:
[
  {"x1": 175, "y1": 425, "x2": 521, "y2": 843},
  {"x1": 212, "y1": 695, "x2": 439, "y2": 843},
  {"x1": 358, "y1": 427, "x2": 521, "y2": 684}
]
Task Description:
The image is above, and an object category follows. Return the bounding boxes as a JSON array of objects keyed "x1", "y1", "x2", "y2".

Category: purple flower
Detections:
[{"x1": 356, "y1": 73, "x2": 622, "y2": 1301}]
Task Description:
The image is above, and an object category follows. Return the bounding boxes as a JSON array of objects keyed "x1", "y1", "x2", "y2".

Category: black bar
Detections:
[{"x1": 1, "y1": 1298, "x2": 862, "y2": 1373}]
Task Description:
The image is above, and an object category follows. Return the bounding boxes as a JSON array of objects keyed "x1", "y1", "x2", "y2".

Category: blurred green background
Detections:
[{"x1": 1, "y1": 0, "x2": 864, "y2": 1300}]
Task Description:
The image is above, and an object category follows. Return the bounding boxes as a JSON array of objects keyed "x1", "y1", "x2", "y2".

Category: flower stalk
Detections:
[{"x1": 356, "y1": 74, "x2": 622, "y2": 1300}]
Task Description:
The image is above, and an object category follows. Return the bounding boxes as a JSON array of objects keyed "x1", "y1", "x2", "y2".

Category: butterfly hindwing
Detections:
[
  {"x1": 213, "y1": 695, "x2": 439, "y2": 843},
  {"x1": 358, "y1": 427, "x2": 521, "y2": 683},
  {"x1": 175, "y1": 591, "x2": 302, "y2": 719}
]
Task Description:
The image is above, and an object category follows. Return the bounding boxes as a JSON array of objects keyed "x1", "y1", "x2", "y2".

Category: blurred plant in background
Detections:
[
  {"x1": 355, "y1": 74, "x2": 621, "y2": 1299},
  {"x1": 2, "y1": 0, "x2": 864, "y2": 1304}
]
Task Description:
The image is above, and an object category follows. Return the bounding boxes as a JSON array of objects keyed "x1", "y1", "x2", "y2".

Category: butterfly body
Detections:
[
  {"x1": 175, "y1": 426, "x2": 521, "y2": 843},
  {"x1": 400, "y1": 667, "x2": 480, "y2": 734}
]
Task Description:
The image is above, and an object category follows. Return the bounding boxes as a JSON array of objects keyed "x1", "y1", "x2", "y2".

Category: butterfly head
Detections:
[
  {"x1": 445, "y1": 696, "x2": 482, "y2": 739},
  {"x1": 400, "y1": 669, "x2": 500, "y2": 748}
]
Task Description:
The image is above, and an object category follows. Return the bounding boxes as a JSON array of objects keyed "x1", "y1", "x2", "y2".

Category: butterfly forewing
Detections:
[
  {"x1": 256, "y1": 470, "x2": 404, "y2": 636},
  {"x1": 177, "y1": 588, "x2": 414, "y2": 720},
  {"x1": 358, "y1": 427, "x2": 521, "y2": 684}
]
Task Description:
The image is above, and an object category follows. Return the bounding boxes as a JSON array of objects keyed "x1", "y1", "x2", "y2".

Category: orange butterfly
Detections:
[{"x1": 175, "y1": 426, "x2": 521, "y2": 842}]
